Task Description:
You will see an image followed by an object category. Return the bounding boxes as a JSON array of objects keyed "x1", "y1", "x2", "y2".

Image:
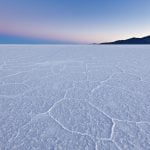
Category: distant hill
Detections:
[{"x1": 100, "y1": 35, "x2": 150, "y2": 44}]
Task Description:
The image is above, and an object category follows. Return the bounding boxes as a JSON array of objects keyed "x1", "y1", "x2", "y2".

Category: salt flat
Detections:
[{"x1": 0, "y1": 45, "x2": 150, "y2": 150}]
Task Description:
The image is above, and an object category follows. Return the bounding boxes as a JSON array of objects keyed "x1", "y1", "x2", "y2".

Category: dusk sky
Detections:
[{"x1": 0, "y1": 0, "x2": 150, "y2": 44}]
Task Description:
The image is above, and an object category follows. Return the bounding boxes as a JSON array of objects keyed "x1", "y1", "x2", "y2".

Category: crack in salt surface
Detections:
[
  {"x1": 87, "y1": 101, "x2": 113, "y2": 121},
  {"x1": 3, "y1": 73, "x2": 150, "y2": 149},
  {"x1": 1, "y1": 46, "x2": 150, "y2": 150},
  {"x1": 48, "y1": 114, "x2": 96, "y2": 146},
  {"x1": 46, "y1": 94, "x2": 98, "y2": 148},
  {"x1": 88, "y1": 100, "x2": 150, "y2": 124},
  {"x1": 0, "y1": 69, "x2": 34, "y2": 80},
  {"x1": 10, "y1": 111, "x2": 96, "y2": 150},
  {"x1": 49, "y1": 94, "x2": 150, "y2": 133},
  {"x1": 6, "y1": 86, "x2": 73, "y2": 144},
  {"x1": 46, "y1": 86, "x2": 75, "y2": 113},
  {"x1": 87, "y1": 101, "x2": 115, "y2": 141},
  {"x1": 48, "y1": 97, "x2": 114, "y2": 142},
  {"x1": 91, "y1": 72, "x2": 120, "y2": 93},
  {"x1": 101, "y1": 74, "x2": 150, "y2": 97},
  {"x1": 0, "y1": 82, "x2": 30, "y2": 88},
  {"x1": 90, "y1": 71, "x2": 150, "y2": 98}
]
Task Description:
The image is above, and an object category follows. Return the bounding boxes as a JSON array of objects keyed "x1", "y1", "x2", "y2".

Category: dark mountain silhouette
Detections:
[{"x1": 101, "y1": 35, "x2": 150, "y2": 44}]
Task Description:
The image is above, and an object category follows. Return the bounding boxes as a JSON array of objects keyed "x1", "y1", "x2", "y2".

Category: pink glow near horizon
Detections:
[{"x1": 0, "y1": 19, "x2": 150, "y2": 44}]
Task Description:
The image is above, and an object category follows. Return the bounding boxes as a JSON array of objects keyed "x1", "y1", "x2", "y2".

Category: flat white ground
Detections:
[{"x1": 0, "y1": 45, "x2": 150, "y2": 150}]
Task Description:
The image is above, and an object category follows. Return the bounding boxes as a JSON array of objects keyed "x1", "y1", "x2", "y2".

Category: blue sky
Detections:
[{"x1": 0, "y1": 0, "x2": 150, "y2": 43}]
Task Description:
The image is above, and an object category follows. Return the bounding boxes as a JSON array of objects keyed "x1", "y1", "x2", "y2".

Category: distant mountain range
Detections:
[{"x1": 99, "y1": 35, "x2": 150, "y2": 44}]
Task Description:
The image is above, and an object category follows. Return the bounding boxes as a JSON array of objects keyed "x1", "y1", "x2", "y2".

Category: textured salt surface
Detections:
[{"x1": 0, "y1": 45, "x2": 150, "y2": 150}]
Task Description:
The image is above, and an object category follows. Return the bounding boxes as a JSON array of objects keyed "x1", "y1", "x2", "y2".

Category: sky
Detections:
[{"x1": 0, "y1": 0, "x2": 150, "y2": 44}]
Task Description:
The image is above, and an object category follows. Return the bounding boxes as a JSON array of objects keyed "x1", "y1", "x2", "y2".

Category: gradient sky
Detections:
[{"x1": 0, "y1": 0, "x2": 150, "y2": 44}]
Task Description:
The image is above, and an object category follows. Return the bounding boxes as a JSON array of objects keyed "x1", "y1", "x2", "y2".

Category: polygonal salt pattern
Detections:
[
  {"x1": 105, "y1": 73, "x2": 150, "y2": 96},
  {"x1": 49, "y1": 99, "x2": 113, "y2": 141},
  {"x1": 6, "y1": 114, "x2": 95, "y2": 150},
  {"x1": 113, "y1": 121, "x2": 150, "y2": 150},
  {"x1": 90, "y1": 85, "x2": 150, "y2": 122},
  {"x1": 1, "y1": 45, "x2": 150, "y2": 149},
  {"x1": 0, "y1": 95, "x2": 55, "y2": 150}
]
